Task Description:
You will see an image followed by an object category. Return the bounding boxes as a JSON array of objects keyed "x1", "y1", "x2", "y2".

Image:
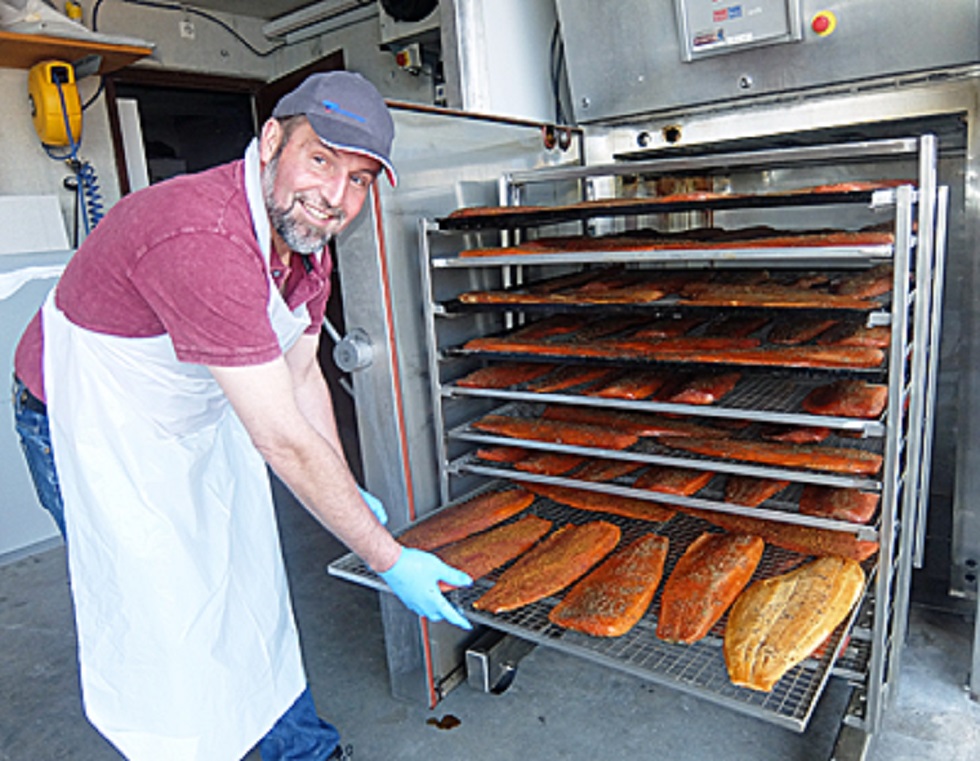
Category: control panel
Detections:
[{"x1": 675, "y1": 0, "x2": 803, "y2": 61}]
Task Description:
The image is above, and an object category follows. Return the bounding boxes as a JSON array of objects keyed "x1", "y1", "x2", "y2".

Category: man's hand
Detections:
[
  {"x1": 358, "y1": 487, "x2": 388, "y2": 526},
  {"x1": 380, "y1": 548, "x2": 473, "y2": 630}
]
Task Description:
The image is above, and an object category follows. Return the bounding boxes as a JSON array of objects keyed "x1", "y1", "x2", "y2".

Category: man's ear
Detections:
[{"x1": 259, "y1": 118, "x2": 284, "y2": 164}]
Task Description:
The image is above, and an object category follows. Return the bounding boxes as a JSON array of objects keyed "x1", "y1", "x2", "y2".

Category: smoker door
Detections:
[{"x1": 331, "y1": 104, "x2": 581, "y2": 704}]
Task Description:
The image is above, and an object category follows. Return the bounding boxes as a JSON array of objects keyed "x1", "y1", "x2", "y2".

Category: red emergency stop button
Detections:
[{"x1": 811, "y1": 10, "x2": 837, "y2": 36}]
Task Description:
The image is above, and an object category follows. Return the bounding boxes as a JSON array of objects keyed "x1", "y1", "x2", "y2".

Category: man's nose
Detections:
[{"x1": 322, "y1": 171, "x2": 348, "y2": 209}]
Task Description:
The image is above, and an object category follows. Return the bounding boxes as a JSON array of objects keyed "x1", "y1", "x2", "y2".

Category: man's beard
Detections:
[{"x1": 261, "y1": 152, "x2": 346, "y2": 254}]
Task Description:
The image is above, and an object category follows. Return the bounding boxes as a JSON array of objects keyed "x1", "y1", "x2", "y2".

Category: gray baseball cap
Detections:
[{"x1": 273, "y1": 71, "x2": 397, "y2": 186}]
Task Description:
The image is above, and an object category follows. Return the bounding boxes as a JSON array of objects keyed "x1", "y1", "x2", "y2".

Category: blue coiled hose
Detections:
[{"x1": 44, "y1": 72, "x2": 103, "y2": 236}]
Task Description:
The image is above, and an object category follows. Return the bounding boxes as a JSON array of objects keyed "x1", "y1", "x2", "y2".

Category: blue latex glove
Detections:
[
  {"x1": 380, "y1": 548, "x2": 473, "y2": 630},
  {"x1": 358, "y1": 487, "x2": 388, "y2": 526}
]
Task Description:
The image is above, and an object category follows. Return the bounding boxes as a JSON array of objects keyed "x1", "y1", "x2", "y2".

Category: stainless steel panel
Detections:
[
  {"x1": 334, "y1": 104, "x2": 581, "y2": 703},
  {"x1": 554, "y1": 0, "x2": 980, "y2": 122}
]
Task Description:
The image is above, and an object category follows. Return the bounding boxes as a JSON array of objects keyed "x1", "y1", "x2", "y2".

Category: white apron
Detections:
[{"x1": 44, "y1": 141, "x2": 310, "y2": 760}]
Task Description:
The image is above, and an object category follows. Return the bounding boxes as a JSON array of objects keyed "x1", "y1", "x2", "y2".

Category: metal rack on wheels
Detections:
[{"x1": 332, "y1": 135, "x2": 947, "y2": 757}]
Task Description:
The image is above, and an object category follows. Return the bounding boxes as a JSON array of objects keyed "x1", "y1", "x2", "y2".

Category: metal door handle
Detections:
[{"x1": 333, "y1": 327, "x2": 374, "y2": 372}]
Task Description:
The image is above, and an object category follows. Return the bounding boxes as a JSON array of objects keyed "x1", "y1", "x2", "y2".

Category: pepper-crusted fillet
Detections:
[
  {"x1": 513, "y1": 451, "x2": 587, "y2": 476},
  {"x1": 817, "y1": 323, "x2": 891, "y2": 349},
  {"x1": 801, "y1": 380, "x2": 888, "y2": 418},
  {"x1": 541, "y1": 405, "x2": 721, "y2": 438},
  {"x1": 662, "y1": 372, "x2": 741, "y2": 405},
  {"x1": 584, "y1": 369, "x2": 672, "y2": 400},
  {"x1": 456, "y1": 362, "x2": 557, "y2": 389},
  {"x1": 476, "y1": 446, "x2": 527, "y2": 463},
  {"x1": 759, "y1": 424, "x2": 831, "y2": 444},
  {"x1": 661, "y1": 436, "x2": 883, "y2": 476},
  {"x1": 702, "y1": 314, "x2": 770, "y2": 338},
  {"x1": 471, "y1": 413, "x2": 639, "y2": 450},
  {"x1": 799, "y1": 485, "x2": 881, "y2": 524},
  {"x1": 574, "y1": 458, "x2": 645, "y2": 482},
  {"x1": 472, "y1": 521, "x2": 622, "y2": 614},
  {"x1": 724, "y1": 556, "x2": 865, "y2": 692},
  {"x1": 656, "y1": 532, "x2": 765, "y2": 644},
  {"x1": 398, "y1": 487, "x2": 535, "y2": 551},
  {"x1": 680, "y1": 507, "x2": 879, "y2": 561},
  {"x1": 632, "y1": 316, "x2": 706, "y2": 339},
  {"x1": 633, "y1": 466, "x2": 715, "y2": 497},
  {"x1": 768, "y1": 317, "x2": 838, "y2": 345},
  {"x1": 634, "y1": 345, "x2": 886, "y2": 369},
  {"x1": 522, "y1": 482, "x2": 676, "y2": 523},
  {"x1": 525, "y1": 365, "x2": 621, "y2": 393},
  {"x1": 724, "y1": 476, "x2": 791, "y2": 507},
  {"x1": 549, "y1": 534, "x2": 669, "y2": 637},
  {"x1": 679, "y1": 282, "x2": 876, "y2": 310},
  {"x1": 435, "y1": 516, "x2": 553, "y2": 592},
  {"x1": 832, "y1": 264, "x2": 894, "y2": 298}
]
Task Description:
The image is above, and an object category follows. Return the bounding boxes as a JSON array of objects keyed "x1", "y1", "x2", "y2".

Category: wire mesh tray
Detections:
[
  {"x1": 448, "y1": 401, "x2": 885, "y2": 490},
  {"x1": 444, "y1": 370, "x2": 887, "y2": 436},
  {"x1": 450, "y1": 454, "x2": 881, "y2": 541},
  {"x1": 328, "y1": 488, "x2": 874, "y2": 732},
  {"x1": 434, "y1": 188, "x2": 896, "y2": 231}
]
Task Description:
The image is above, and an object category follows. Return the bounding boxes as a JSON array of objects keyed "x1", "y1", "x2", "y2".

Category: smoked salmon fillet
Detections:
[
  {"x1": 641, "y1": 345, "x2": 886, "y2": 369},
  {"x1": 702, "y1": 314, "x2": 770, "y2": 338},
  {"x1": 759, "y1": 425, "x2": 831, "y2": 444},
  {"x1": 399, "y1": 487, "x2": 535, "y2": 551},
  {"x1": 798, "y1": 486, "x2": 881, "y2": 524},
  {"x1": 523, "y1": 482, "x2": 676, "y2": 523},
  {"x1": 509, "y1": 314, "x2": 590, "y2": 340},
  {"x1": 435, "y1": 516, "x2": 553, "y2": 592},
  {"x1": 768, "y1": 317, "x2": 838, "y2": 345},
  {"x1": 549, "y1": 534, "x2": 669, "y2": 637},
  {"x1": 472, "y1": 521, "x2": 622, "y2": 614},
  {"x1": 832, "y1": 264, "x2": 894, "y2": 298},
  {"x1": 724, "y1": 476, "x2": 791, "y2": 507},
  {"x1": 575, "y1": 458, "x2": 645, "y2": 482},
  {"x1": 817, "y1": 323, "x2": 891, "y2": 349},
  {"x1": 633, "y1": 466, "x2": 714, "y2": 496},
  {"x1": 476, "y1": 446, "x2": 527, "y2": 463},
  {"x1": 540, "y1": 405, "x2": 721, "y2": 438},
  {"x1": 584, "y1": 369, "x2": 671, "y2": 400},
  {"x1": 662, "y1": 371, "x2": 741, "y2": 405},
  {"x1": 513, "y1": 451, "x2": 587, "y2": 476},
  {"x1": 632, "y1": 316, "x2": 706, "y2": 339},
  {"x1": 679, "y1": 507, "x2": 879, "y2": 561},
  {"x1": 801, "y1": 380, "x2": 888, "y2": 418},
  {"x1": 679, "y1": 283, "x2": 877, "y2": 310},
  {"x1": 661, "y1": 436, "x2": 883, "y2": 476},
  {"x1": 656, "y1": 532, "x2": 765, "y2": 644},
  {"x1": 724, "y1": 556, "x2": 865, "y2": 692},
  {"x1": 456, "y1": 362, "x2": 557, "y2": 388},
  {"x1": 471, "y1": 414, "x2": 639, "y2": 449},
  {"x1": 526, "y1": 365, "x2": 621, "y2": 393}
]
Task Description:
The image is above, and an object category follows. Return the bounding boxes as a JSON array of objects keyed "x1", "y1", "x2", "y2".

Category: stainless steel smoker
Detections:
[{"x1": 327, "y1": 1, "x2": 979, "y2": 757}]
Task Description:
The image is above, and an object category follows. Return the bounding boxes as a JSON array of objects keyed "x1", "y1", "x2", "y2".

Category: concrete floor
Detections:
[{"x1": 2, "y1": 484, "x2": 978, "y2": 761}]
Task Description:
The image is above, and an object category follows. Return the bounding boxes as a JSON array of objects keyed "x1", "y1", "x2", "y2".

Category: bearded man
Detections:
[{"x1": 12, "y1": 71, "x2": 471, "y2": 761}]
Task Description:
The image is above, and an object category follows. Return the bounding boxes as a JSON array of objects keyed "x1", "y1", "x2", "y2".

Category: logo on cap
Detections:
[{"x1": 322, "y1": 99, "x2": 366, "y2": 124}]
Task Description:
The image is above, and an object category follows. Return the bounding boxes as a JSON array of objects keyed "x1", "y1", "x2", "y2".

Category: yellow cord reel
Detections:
[{"x1": 28, "y1": 60, "x2": 82, "y2": 147}]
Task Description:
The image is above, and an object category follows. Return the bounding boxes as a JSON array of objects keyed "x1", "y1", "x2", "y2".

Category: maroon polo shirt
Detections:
[{"x1": 14, "y1": 159, "x2": 331, "y2": 403}]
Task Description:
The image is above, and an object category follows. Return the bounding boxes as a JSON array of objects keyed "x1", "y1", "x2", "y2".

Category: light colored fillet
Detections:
[{"x1": 724, "y1": 556, "x2": 865, "y2": 692}]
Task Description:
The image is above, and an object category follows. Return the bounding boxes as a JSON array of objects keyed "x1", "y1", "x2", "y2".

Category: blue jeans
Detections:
[
  {"x1": 12, "y1": 376, "x2": 65, "y2": 538},
  {"x1": 11, "y1": 377, "x2": 341, "y2": 760}
]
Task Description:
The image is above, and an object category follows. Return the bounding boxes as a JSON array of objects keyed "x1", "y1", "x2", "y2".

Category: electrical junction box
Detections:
[{"x1": 378, "y1": 0, "x2": 440, "y2": 47}]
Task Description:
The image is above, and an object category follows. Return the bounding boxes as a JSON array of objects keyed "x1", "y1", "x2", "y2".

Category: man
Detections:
[{"x1": 11, "y1": 71, "x2": 471, "y2": 761}]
